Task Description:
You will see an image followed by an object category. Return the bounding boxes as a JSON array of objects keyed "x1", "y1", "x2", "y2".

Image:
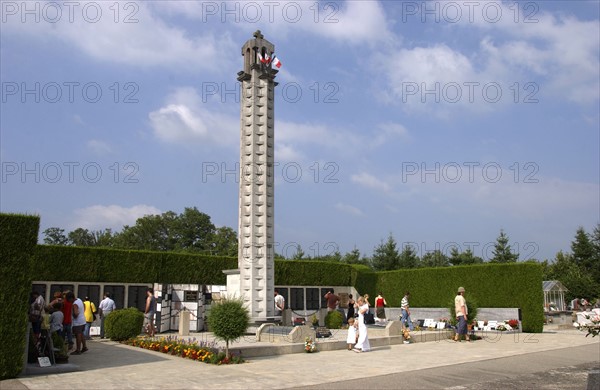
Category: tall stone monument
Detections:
[{"x1": 225, "y1": 31, "x2": 278, "y2": 323}]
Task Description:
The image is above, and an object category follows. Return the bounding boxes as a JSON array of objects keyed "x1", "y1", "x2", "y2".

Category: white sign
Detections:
[{"x1": 38, "y1": 357, "x2": 52, "y2": 367}]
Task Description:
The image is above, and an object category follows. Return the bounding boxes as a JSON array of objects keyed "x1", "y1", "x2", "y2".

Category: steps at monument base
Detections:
[{"x1": 237, "y1": 329, "x2": 455, "y2": 358}]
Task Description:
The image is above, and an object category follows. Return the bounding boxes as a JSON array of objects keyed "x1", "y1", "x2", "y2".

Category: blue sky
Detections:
[{"x1": 1, "y1": 0, "x2": 598, "y2": 261}]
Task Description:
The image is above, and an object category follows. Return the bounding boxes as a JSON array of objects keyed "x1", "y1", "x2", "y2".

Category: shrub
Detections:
[
  {"x1": 207, "y1": 298, "x2": 249, "y2": 359},
  {"x1": 325, "y1": 310, "x2": 344, "y2": 329},
  {"x1": 105, "y1": 308, "x2": 144, "y2": 341}
]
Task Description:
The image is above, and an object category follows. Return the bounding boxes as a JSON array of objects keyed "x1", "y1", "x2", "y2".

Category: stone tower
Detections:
[{"x1": 232, "y1": 30, "x2": 278, "y2": 322}]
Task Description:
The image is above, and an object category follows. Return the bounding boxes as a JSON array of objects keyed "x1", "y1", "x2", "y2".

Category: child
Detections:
[{"x1": 347, "y1": 317, "x2": 358, "y2": 350}]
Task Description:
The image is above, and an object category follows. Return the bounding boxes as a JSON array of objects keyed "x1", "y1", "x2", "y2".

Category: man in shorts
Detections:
[
  {"x1": 144, "y1": 288, "x2": 156, "y2": 337},
  {"x1": 67, "y1": 291, "x2": 88, "y2": 354}
]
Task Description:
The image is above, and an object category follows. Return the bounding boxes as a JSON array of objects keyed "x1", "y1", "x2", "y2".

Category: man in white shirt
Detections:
[
  {"x1": 274, "y1": 289, "x2": 285, "y2": 318},
  {"x1": 401, "y1": 291, "x2": 414, "y2": 331},
  {"x1": 98, "y1": 292, "x2": 116, "y2": 339},
  {"x1": 67, "y1": 292, "x2": 88, "y2": 354}
]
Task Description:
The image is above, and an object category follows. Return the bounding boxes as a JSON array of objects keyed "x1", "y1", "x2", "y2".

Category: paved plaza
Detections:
[{"x1": 1, "y1": 329, "x2": 598, "y2": 389}]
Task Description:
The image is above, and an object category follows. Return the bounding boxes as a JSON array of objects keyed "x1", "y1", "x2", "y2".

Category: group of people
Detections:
[
  {"x1": 273, "y1": 286, "x2": 474, "y2": 349},
  {"x1": 345, "y1": 286, "x2": 473, "y2": 348},
  {"x1": 29, "y1": 290, "x2": 117, "y2": 355}
]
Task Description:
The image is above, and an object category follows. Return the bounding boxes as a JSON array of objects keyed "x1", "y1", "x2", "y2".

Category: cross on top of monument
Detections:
[{"x1": 253, "y1": 30, "x2": 264, "y2": 39}]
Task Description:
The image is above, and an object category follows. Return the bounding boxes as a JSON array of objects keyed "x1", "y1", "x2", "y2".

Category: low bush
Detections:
[
  {"x1": 105, "y1": 308, "x2": 144, "y2": 341},
  {"x1": 325, "y1": 310, "x2": 344, "y2": 329}
]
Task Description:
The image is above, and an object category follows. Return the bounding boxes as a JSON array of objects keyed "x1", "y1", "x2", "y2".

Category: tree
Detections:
[
  {"x1": 68, "y1": 228, "x2": 95, "y2": 247},
  {"x1": 571, "y1": 227, "x2": 595, "y2": 274},
  {"x1": 211, "y1": 226, "x2": 238, "y2": 257},
  {"x1": 93, "y1": 229, "x2": 115, "y2": 247},
  {"x1": 421, "y1": 250, "x2": 450, "y2": 268},
  {"x1": 43, "y1": 227, "x2": 68, "y2": 245},
  {"x1": 371, "y1": 234, "x2": 400, "y2": 271},
  {"x1": 292, "y1": 245, "x2": 306, "y2": 260},
  {"x1": 207, "y1": 297, "x2": 249, "y2": 359},
  {"x1": 490, "y1": 230, "x2": 519, "y2": 263},
  {"x1": 591, "y1": 224, "x2": 600, "y2": 285},
  {"x1": 398, "y1": 244, "x2": 420, "y2": 269},
  {"x1": 114, "y1": 207, "x2": 216, "y2": 253},
  {"x1": 449, "y1": 247, "x2": 484, "y2": 266},
  {"x1": 172, "y1": 207, "x2": 216, "y2": 252},
  {"x1": 547, "y1": 251, "x2": 597, "y2": 301},
  {"x1": 341, "y1": 248, "x2": 371, "y2": 268}
]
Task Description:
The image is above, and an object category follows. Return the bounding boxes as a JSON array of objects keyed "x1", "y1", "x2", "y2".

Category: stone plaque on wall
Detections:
[{"x1": 339, "y1": 293, "x2": 349, "y2": 308}]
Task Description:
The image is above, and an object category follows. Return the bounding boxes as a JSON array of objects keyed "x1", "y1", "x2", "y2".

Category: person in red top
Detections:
[
  {"x1": 375, "y1": 292, "x2": 387, "y2": 322},
  {"x1": 324, "y1": 289, "x2": 340, "y2": 312},
  {"x1": 61, "y1": 290, "x2": 74, "y2": 350}
]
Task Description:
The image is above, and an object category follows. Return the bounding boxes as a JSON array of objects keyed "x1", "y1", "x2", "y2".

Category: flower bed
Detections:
[{"x1": 123, "y1": 336, "x2": 244, "y2": 364}]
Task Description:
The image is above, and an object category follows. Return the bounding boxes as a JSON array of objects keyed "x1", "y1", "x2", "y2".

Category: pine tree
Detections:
[
  {"x1": 421, "y1": 250, "x2": 450, "y2": 267},
  {"x1": 398, "y1": 244, "x2": 420, "y2": 269},
  {"x1": 371, "y1": 234, "x2": 400, "y2": 271},
  {"x1": 449, "y1": 247, "x2": 483, "y2": 266},
  {"x1": 491, "y1": 230, "x2": 519, "y2": 263},
  {"x1": 571, "y1": 227, "x2": 594, "y2": 272}
]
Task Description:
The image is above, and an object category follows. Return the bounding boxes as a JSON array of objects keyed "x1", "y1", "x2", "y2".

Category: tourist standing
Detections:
[
  {"x1": 144, "y1": 288, "x2": 156, "y2": 337},
  {"x1": 83, "y1": 297, "x2": 97, "y2": 340},
  {"x1": 346, "y1": 294, "x2": 356, "y2": 321},
  {"x1": 49, "y1": 291, "x2": 63, "y2": 306},
  {"x1": 401, "y1": 291, "x2": 414, "y2": 331},
  {"x1": 61, "y1": 290, "x2": 74, "y2": 350},
  {"x1": 29, "y1": 291, "x2": 45, "y2": 343},
  {"x1": 325, "y1": 289, "x2": 340, "y2": 312},
  {"x1": 67, "y1": 291, "x2": 88, "y2": 354},
  {"x1": 453, "y1": 287, "x2": 470, "y2": 342},
  {"x1": 274, "y1": 289, "x2": 285, "y2": 316},
  {"x1": 375, "y1": 292, "x2": 387, "y2": 321},
  {"x1": 98, "y1": 292, "x2": 116, "y2": 339},
  {"x1": 354, "y1": 296, "x2": 370, "y2": 352}
]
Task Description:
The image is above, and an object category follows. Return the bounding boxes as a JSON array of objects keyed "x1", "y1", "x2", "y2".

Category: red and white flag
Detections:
[
  {"x1": 272, "y1": 54, "x2": 282, "y2": 68},
  {"x1": 258, "y1": 52, "x2": 268, "y2": 64}
]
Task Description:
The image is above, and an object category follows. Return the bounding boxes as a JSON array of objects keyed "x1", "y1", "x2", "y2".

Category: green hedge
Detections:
[
  {"x1": 376, "y1": 263, "x2": 544, "y2": 333},
  {"x1": 0, "y1": 213, "x2": 40, "y2": 379},
  {"x1": 32, "y1": 245, "x2": 237, "y2": 284},
  {"x1": 274, "y1": 260, "x2": 353, "y2": 286},
  {"x1": 350, "y1": 264, "x2": 378, "y2": 297}
]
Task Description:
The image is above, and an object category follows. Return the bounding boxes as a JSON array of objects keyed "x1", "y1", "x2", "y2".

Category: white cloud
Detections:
[
  {"x1": 154, "y1": 1, "x2": 394, "y2": 46},
  {"x1": 335, "y1": 202, "x2": 364, "y2": 217},
  {"x1": 376, "y1": 4, "x2": 599, "y2": 112},
  {"x1": 3, "y1": 2, "x2": 235, "y2": 71},
  {"x1": 72, "y1": 204, "x2": 162, "y2": 230},
  {"x1": 351, "y1": 172, "x2": 391, "y2": 193},
  {"x1": 149, "y1": 87, "x2": 238, "y2": 146},
  {"x1": 86, "y1": 139, "x2": 112, "y2": 155},
  {"x1": 275, "y1": 143, "x2": 304, "y2": 162}
]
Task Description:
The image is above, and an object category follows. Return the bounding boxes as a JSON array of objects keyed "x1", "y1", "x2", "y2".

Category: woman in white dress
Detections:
[{"x1": 354, "y1": 296, "x2": 370, "y2": 352}]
